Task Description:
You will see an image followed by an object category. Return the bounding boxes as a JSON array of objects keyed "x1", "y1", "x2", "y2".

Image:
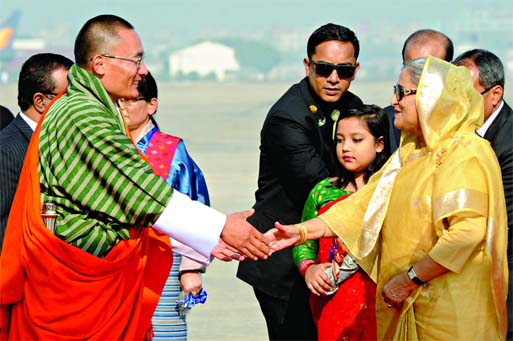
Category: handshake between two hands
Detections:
[{"x1": 211, "y1": 209, "x2": 303, "y2": 262}]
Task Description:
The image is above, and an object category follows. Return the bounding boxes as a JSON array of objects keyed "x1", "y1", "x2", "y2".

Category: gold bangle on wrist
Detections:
[{"x1": 295, "y1": 224, "x2": 307, "y2": 245}]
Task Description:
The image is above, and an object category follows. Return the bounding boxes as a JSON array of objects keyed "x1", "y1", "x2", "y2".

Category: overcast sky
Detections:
[{"x1": 2, "y1": 0, "x2": 511, "y2": 51}]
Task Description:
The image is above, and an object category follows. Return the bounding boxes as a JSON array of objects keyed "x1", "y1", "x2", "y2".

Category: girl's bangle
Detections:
[{"x1": 295, "y1": 223, "x2": 308, "y2": 245}]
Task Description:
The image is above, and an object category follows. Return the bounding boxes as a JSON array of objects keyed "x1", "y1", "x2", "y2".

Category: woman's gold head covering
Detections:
[{"x1": 413, "y1": 56, "x2": 484, "y2": 150}]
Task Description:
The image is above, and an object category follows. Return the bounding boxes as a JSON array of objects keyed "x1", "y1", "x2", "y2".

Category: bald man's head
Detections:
[{"x1": 402, "y1": 29, "x2": 454, "y2": 63}]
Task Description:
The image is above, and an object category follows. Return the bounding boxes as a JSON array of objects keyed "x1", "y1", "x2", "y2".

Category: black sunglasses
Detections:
[
  {"x1": 393, "y1": 84, "x2": 417, "y2": 101},
  {"x1": 309, "y1": 60, "x2": 357, "y2": 79}
]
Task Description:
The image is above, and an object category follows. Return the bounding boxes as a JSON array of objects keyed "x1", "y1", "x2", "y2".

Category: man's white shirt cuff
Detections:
[
  {"x1": 171, "y1": 238, "x2": 211, "y2": 266},
  {"x1": 153, "y1": 190, "x2": 226, "y2": 261}
]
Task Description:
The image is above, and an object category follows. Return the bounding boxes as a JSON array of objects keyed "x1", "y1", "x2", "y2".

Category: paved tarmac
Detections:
[
  {"x1": 154, "y1": 82, "x2": 286, "y2": 340},
  {"x1": 187, "y1": 261, "x2": 268, "y2": 340},
  {"x1": 170, "y1": 81, "x2": 385, "y2": 340}
]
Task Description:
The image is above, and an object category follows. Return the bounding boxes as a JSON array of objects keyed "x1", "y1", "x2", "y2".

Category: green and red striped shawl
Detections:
[{"x1": 38, "y1": 64, "x2": 173, "y2": 257}]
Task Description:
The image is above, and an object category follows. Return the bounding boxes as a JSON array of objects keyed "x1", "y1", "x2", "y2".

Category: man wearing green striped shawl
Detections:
[
  {"x1": 40, "y1": 14, "x2": 270, "y2": 261},
  {"x1": 0, "y1": 14, "x2": 273, "y2": 339}
]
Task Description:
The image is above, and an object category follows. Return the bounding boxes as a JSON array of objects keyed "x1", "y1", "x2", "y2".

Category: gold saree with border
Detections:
[{"x1": 320, "y1": 56, "x2": 508, "y2": 340}]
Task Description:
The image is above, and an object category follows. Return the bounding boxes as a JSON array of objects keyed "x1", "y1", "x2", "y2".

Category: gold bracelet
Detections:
[{"x1": 295, "y1": 224, "x2": 307, "y2": 245}]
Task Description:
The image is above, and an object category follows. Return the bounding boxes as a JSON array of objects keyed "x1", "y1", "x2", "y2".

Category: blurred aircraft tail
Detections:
[{"x1": 0, "y1": 10, "x2": 21, "y2": 60}]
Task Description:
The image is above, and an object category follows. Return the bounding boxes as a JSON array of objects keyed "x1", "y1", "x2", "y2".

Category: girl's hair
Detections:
[{"x1": 334, "y1": 104, "x2": 391, "y2": 189}]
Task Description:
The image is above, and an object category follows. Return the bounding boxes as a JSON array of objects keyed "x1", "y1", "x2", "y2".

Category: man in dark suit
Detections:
[
  {"x1": 386, "y1": 29, "x2": 454, "y2": 151},
  {"x1": 237, "y1": 23, "x2": 362, "y2": 340},
  {"x1": 454, "y1": 49, "x2": 513, "y2": 339},
  {"x1": 454, "y1": 49, "x2": 513, "y2": 340},
  {"x1": 0, "y1": 105, "x2": 14, "y2": 130},
  {"x1": 0, "y1": 53, "x2": 72, "y2": 251}
]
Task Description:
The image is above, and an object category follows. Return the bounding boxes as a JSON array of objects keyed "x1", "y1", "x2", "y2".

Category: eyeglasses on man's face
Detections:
[
  {"x1": 393, "y1": 84, "x2": 417, "y2": 102},
  {"x1": 309, "y1": 60, "x2": 357, "y2": 79},
  {"x1": 43, "y1": 92, "x2": 58, "y2": 100},
  {"x1": 101, "y1": 53, "x2": 143, "y2": 68},
  {"x1": 480, "y1": 86, "x2": 495, "y2": 95}
]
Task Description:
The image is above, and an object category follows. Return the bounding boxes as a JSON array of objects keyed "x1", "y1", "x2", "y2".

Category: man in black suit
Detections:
[
  {"x1": 0, "y1": 105, "x2": 14, "y2": 130},
  {"x1": 237, "y1": 23, "x2": 362, "y2": 340},
  {"x1": 454, "y1": 49, "x2": 513, "y2": 340},
  {"x1": 0, "y1": 53, "x2": 72, "y2": 251},
  {"x1": 386, "y1": 29, "x2": 454, "y2": 151}
]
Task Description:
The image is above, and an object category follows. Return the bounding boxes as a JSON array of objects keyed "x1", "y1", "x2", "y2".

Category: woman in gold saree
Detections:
[{"x1": 268, "y1": 56, "x2": 508, "y2": 340}]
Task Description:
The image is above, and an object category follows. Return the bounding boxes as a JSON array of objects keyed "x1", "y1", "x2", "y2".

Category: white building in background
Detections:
[{"x1": 168, "y1": 41, "x2": 240, "y2": 81}]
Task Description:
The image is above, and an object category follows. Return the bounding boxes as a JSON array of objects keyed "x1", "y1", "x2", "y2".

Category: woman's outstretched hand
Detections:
[{"x1": 265, "y1": 222, "x2": 300, "y2": 253}]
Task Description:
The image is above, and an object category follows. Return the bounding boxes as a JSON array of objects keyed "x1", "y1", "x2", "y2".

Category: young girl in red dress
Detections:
[{"x1": 292, "y1": 104, "x2": 391, "y2": 340}]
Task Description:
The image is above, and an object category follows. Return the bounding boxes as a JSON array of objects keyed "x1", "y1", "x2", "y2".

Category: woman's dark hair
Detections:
[
  {"x1": 333, "y1": 104, "x2": 391, "y2": 189},
  {"x1": 137, "y1": 71, "x2": 160, "y2": 128},
  {"x1": 137, "y1": 71, "x2": 158, "y2": 101}
]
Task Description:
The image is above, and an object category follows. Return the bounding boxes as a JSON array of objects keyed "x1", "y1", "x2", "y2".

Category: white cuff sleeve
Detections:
[
  {"x1": 154, "y1": 190, "x2": 226, "y2": 260},
  {"x1": 171, "y1": 237, "x2": 212, "y2": 266},
  {"x1": 179, "y1": 252, "x2": 208, "y2": 273}
]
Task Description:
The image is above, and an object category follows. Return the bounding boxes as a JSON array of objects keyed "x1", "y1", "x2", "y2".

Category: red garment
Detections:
[
  {"x1": 145, "y1": 131, "x2": 181, "y2": 179},
  {"x1": 311, "y1": 196, "x2": 377, "y2": 341},
  {"x1": 0, "y1": 104, "x2": 172, "y2": 340}
]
